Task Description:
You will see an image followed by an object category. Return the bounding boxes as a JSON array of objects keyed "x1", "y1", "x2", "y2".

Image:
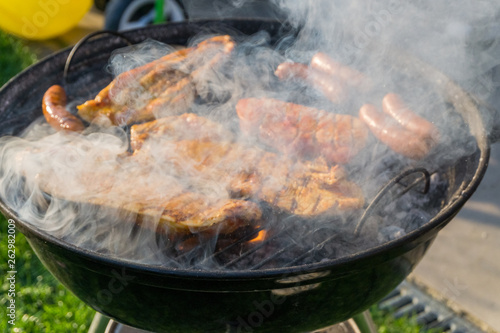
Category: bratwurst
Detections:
[
  {"x1": 382, "y1": 93, "x2": 439, "y2": 143},
  {"x1": 359, "y1": 102, "x2": 437, "y2": 160},
  {"x1": 275, "y1": 62, "x2": 348, "y2": 104},
  {"x1": 42, "y1": 85, "x2": 85, "y2": 132}
]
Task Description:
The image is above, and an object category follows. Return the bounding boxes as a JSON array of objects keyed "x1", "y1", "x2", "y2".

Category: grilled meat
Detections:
[
  {"x1": 275, "y1": 62, "x2": 348, "y2": 104},
  {"x1": 33, "y1": 109, "x2": 362, "y2": 236},
  {"x1": 42, "y1": 85, "x2": 85, "y2": 132},
  {"x1": 130, "y1": 113, "x2": 364, "y2": 217},
  {"x1": 138, "y1": 138, "x2": 365, "y2": 217},
  {"x1": 31, "y1": 146, "x2": 261, "y2": 235},
  {"x1": 37, "y1": 33, "x2": 366, "y2": 237},
  {"x1": 130, "y1": 113, "x2": 234, "y2": 151},
  {"x1": 275, "y1": 53, "x2": 371, "y2": 104},
  {"x1": 236, "y1": 98, "x2": 368, "y2": 165},
  {"x1": 77, "y1": 35, "x2": 235, "y2": 126}
]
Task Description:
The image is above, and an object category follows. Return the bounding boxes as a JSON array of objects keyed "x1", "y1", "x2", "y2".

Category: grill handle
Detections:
[{"x1": 63, "y1": 30, "x2": 134, "y2": 85}]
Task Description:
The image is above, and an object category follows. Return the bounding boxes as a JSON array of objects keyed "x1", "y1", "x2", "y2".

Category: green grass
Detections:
[
  {"x1": 370, "y1": 305, "x2": 432, "y2": 333},
  {"x1": 0, "y1": 31, "x2": 38, "y2": 87},
  {"x1": 0, "y1": 214, "x2": 96, "y2": 332}
]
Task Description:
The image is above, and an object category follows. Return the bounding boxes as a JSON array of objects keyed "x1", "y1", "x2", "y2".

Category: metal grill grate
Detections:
[
  {"x1": 167, "y1": 167, "x2": 438, "y2": 271},
  {"x1": 180, "y1": 223, "x2": 358, "y2": 270}
]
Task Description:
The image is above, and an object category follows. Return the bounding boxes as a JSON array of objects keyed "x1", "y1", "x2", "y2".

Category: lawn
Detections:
[
  {"x1": 0, "y1": 31, "x2": 37, "y2": 86},
  {"x1": 0, "y1": 29, "x2": 429, "y2": 333},
  {"x1": 0, "y1": 214, "x2": 96, "y2": 332}
]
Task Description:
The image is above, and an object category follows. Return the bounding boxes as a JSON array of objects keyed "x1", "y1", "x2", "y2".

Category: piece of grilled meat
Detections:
[
  {"x1": 77, "y1": 35, "x2": 235, "y2": 126},
  {"x1": 130, "y1": 113, "x2": 234, "y2": 151},
  {"x1": 236, "y1": 98, "x2": 368, "y2": 165},
  {"x1": 131, "y1": 125, "x2": 365, "y2": 217},
  {"x1": 29, "y1": 143, "x2": 261, "y2": 235}
]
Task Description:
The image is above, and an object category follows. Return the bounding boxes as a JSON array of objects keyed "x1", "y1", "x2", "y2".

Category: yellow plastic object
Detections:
[{"x1": 0, "y1": 0, "x2": 92, "y2": 40}]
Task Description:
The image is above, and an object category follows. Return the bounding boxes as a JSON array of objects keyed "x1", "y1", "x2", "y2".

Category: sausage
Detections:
[
  {"x1": 382, "y1": 93, "x2": 439, "y2": 142},
  {"x1": 275, "y1": 62, "x2": 347, "y2": 104},
  {"x1": 359, "y1": 104, "x2": 432, "y2": 160},
  {"x1": 275, "y1": 62, "x2": 310, "y2": 81},
  {"x1": 307, "y1": 68, "x2": 348, "y2": 104},
  {"x1": 42, "y1": 85, "x2": 85, "y2": 132},
  {"x1": 310, "y1": 52, "x2": 367, "y2": 89}
]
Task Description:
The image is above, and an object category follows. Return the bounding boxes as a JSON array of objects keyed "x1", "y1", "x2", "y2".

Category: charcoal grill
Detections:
[{"x1": 0, "y1": 19, "x2": 494, "y2": 332}]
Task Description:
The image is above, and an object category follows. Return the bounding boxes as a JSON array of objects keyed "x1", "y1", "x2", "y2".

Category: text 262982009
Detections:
[{"x1": 6, "y1": 219, "x2": 16, "y2": 325}]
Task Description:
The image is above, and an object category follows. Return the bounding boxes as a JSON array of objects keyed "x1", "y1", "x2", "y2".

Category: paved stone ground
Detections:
[{"x1": 412, "y1": 142, "x2": 500, "y2": 332}]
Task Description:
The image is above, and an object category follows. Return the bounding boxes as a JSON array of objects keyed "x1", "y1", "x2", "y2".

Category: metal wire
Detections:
[
  {"x1": 63, "y1": 30, "x2": 134, "y2": 84},
  {"x1": 354, "y1": 168, "x2": 431, "y2": 236}
]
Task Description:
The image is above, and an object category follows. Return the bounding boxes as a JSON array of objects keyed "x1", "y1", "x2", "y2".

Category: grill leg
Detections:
[
  {"x1": 353, "y1": 310, "x2": 377, "y2": 333},
  {"x1": 88, "y1": 312, "x2": 110, "y2": 333}
]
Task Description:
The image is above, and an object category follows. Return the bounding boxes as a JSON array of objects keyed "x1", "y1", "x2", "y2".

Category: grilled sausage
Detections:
[
  {"x1": 275, "y1": 62, "x2": 309, "y2": 81},
  {"x1": 359, "y1": 104, "x2": 432, "y2": 160},
  {"x1": 382, "y1": 93, "x2": 439, "y2": 142},
  {"x1": 310, "y1": 52, "x2": 367, "y2": 89},
  {"x1": 42, "y1": 85, "x2": 85, "y2": 132},
  {"x1": 275, "y1": 62, "x2": 347, "y2": 104}
]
